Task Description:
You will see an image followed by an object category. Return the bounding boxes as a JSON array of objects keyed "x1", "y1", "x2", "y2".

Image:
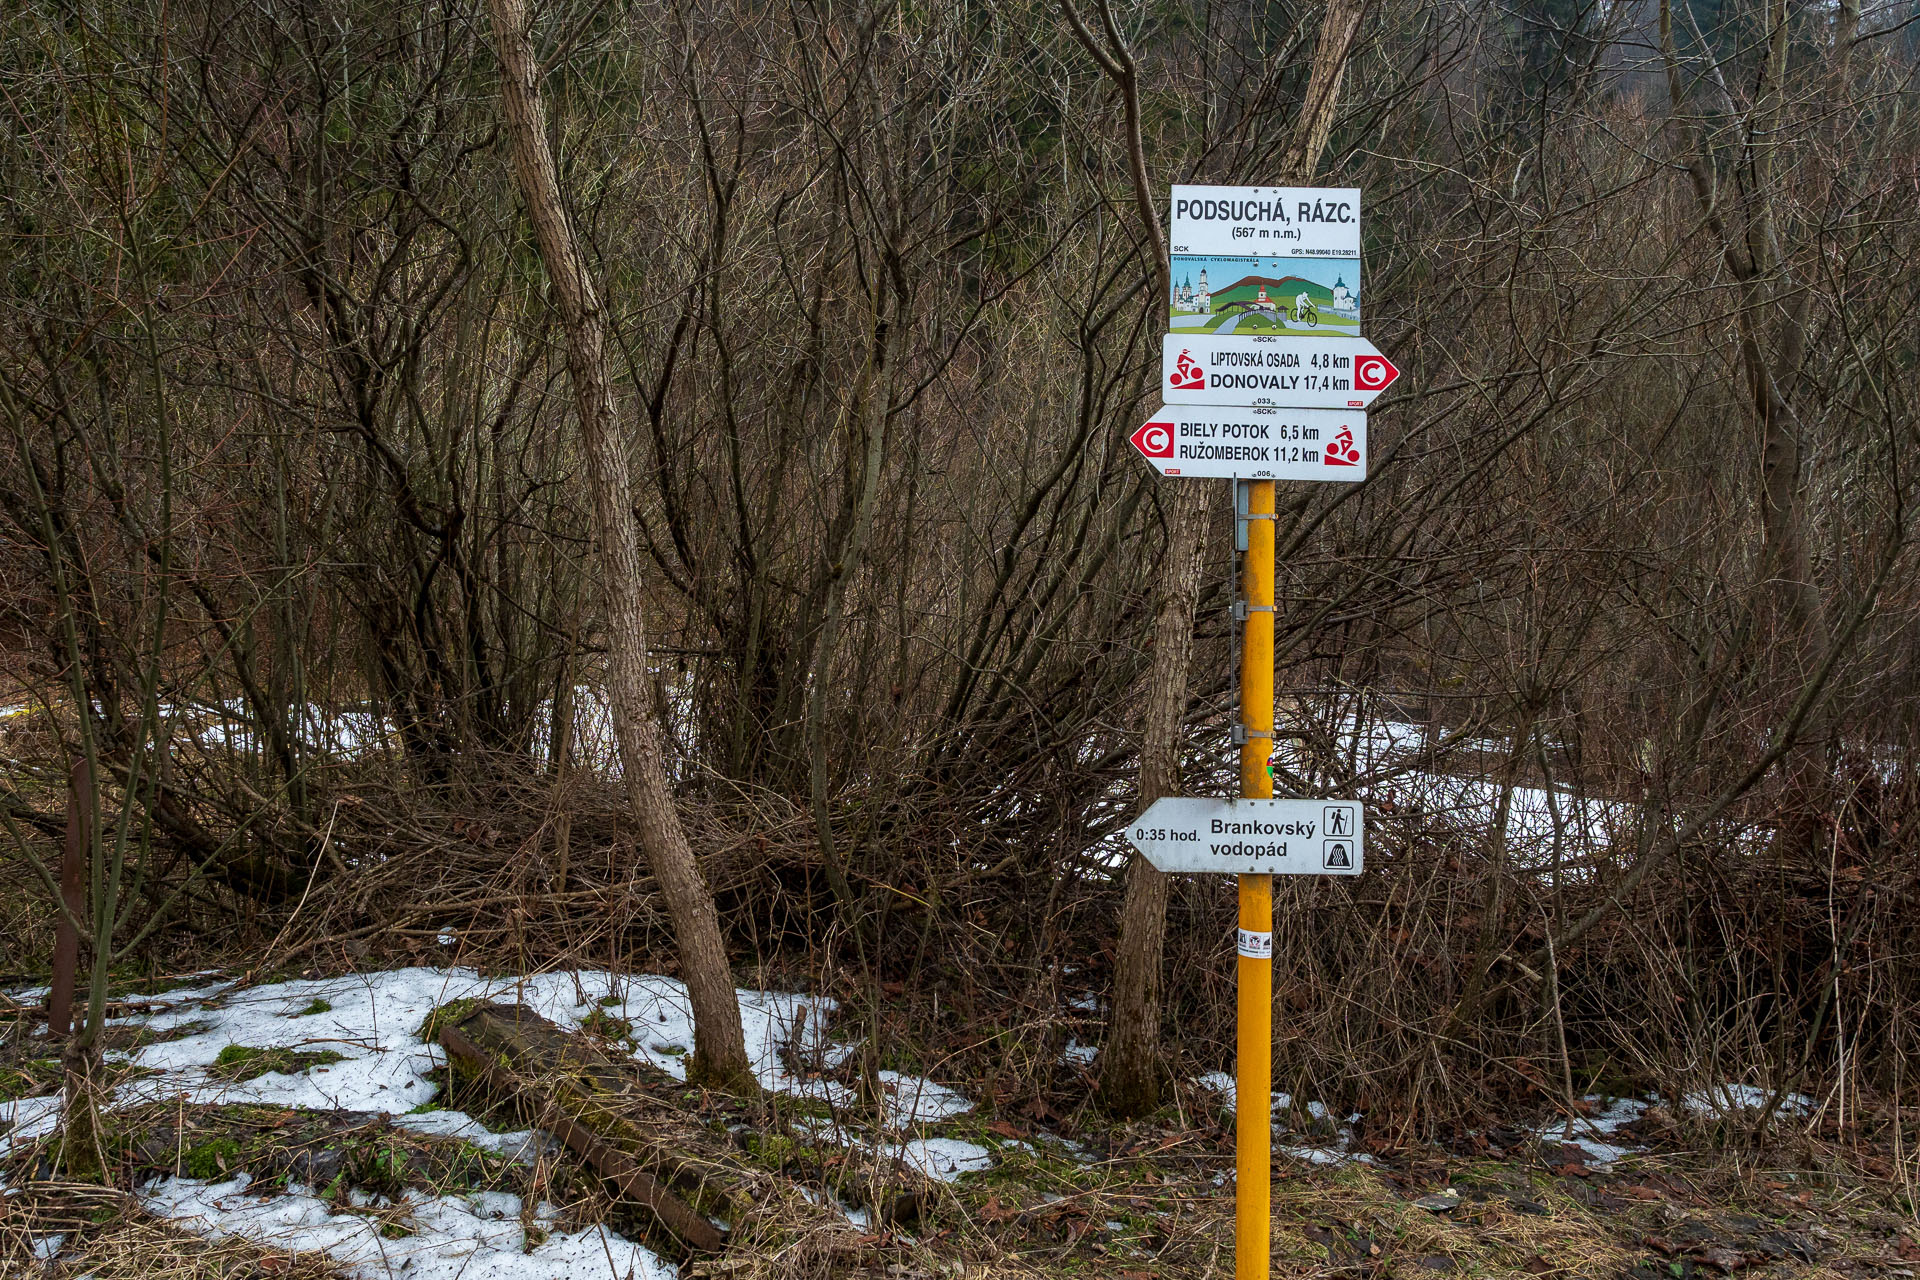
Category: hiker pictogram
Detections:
[
  {"x1": 1324, "y1": 426, "x2": 1360, "y2": 466},
  {"x1": 1169, "y1": 348, "x2": 1205, "y2": 390}
]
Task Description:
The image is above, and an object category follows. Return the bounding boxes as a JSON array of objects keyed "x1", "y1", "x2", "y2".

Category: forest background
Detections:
[{"x1": 2, "y1": 0, "x2": 1918, "y2": 1149}]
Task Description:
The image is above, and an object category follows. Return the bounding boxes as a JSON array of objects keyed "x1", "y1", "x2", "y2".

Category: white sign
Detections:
[
  {"x1": 1162, "y1": 334, "x2": 1401, "y2": 408},
  {"x1": 1130, "y1": 406, "x2": 1365, "y2": 480},
  {"x1": 1169, "y1": 186, "x2": 1361, "y2": 258},
  {"x1": 1127, "y1": 798, "x2": 1364, "y2": 875}
]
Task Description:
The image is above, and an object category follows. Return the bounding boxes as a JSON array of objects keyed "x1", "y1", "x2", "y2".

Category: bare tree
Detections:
[{"x1": 485, "y1": 0, "x2": 753, "y2": 1090}]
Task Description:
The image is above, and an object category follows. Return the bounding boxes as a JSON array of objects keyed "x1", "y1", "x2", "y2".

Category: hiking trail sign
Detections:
[
  {"x1": 1162, "y1": 333, "x2": 1401, "y2": 408},
  {"x1": 1169, "y1": 185, "x2": 1361, "y2": 257},
  {"x1": 1167, "y1": 186, "x2": 1364, "y2": 339},
  {"x1": 1129, "y1": 406, "x2": 1366, "y2": 480},
  {"x1": 1142, "y1": 184, "x2": 1382, "y2": 1280},
  {"x1": 1126, "y1": 797, "x2": 1364, "y2": 876}
]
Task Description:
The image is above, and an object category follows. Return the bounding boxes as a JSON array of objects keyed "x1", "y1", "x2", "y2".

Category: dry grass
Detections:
[
  {"x1": 0, "y1": 1181, "x2": 347, "y2": 1278},
  {"x1": 3, "y1": 1105, "x2": 1916, "y2": 1278},
  {"x1": 2, "y1": 960, "x2": 1916, "y2": 1279}
]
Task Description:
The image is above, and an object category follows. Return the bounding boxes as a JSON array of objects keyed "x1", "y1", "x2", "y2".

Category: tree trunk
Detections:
[
  {"x1": 47, "y1": 755, "x2": 89, "y2": 1036},
  {"x1": 1657, "y1": 0, "x2": 1837, "y2": 860},
  {"x1": 485, "y1": 0, "x2": 753, "y2": 1092},
  {"x1": 438, "y1": 1006, "x2": 733, "y2": 1253},
  {"x1": 435, "y1": 1001, "x2": 921, "y2": 1249},
  {"x1": 1099, "y1": 483, "x2": 1210, "y2": 1115}
]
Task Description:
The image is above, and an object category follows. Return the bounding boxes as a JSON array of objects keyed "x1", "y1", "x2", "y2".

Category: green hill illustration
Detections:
[
  {"x1": 1212, "y1": 274, "x2": 1336, "y2": 311},
  {"x1": 1167, "y1": 255, "x2": 1361, "y2": 333}
]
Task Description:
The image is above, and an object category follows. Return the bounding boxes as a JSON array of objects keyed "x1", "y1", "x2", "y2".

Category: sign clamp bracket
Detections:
[
  {"x1": 1233, "y1": 602, "x2": 1275, "y2": 622},
  {"x1": 1233, "y1": 482, "x2": 1276, "y2": 552},
  {"x1": 1230, "y1": 725, "x2": 1273, "y2": 745}
]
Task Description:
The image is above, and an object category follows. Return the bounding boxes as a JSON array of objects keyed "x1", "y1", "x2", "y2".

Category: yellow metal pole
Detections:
[{"x1": 1236, "y1": 479, "x2": 1275, "y2": 1280}]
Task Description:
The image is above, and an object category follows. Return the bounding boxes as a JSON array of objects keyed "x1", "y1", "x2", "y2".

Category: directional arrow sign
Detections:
[
  {"x1": 1131, "y1": 406, "x2": 1365, "y2": 480},
  {"x1": 1163, "y1": 334, "x2": 1401, "y2": 408},
  {"x1": 1127, "y1": 798, "x2": 1364, "y2": 875}
]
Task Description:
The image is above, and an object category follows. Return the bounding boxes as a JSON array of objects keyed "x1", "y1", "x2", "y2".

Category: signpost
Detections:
[
  {"x1": 1130, "y1": 406, "x2": 1366, "y2": 480},
  {"x1": 1169, "y1": 185, "x2": 1362, "y2": 257},
  {"x1": 1128, "y1": 798, "x2": 1364, "y2": 875},
  {"x1": 1167, "y1": 186, "x2": 1365, "y2": 343},
  {"x1": 1127, "y1": 184, "x2": 1402, "y2": 1280},
  {"x1": 1162, "y1": 333, "x2": 1401, "y2": 408}
]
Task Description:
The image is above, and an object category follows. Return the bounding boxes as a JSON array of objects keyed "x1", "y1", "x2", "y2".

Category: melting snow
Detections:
[
  {"x1": 1194, "y1": 1072, "x2": 1291, "y2": 1114},
  {"x1": 884, "y1": 1137, "x2": 995, "y2": 1182},
  {"x1": 0, "y1": 1094, "x2": 65, "y2": 1161},
  {"x1": 391, "y1": 1109, "x2": 553, "y2": 1163},
  {"x1": 1193, "y1": 1076, "x2": 1371, "y2": 1165},
  {"x1": 104, "y1": 969, "x2": 861, "y2": 1108},
  {"x1": 1534, "y1": 1095, "x2": 1647, "y2": 1164},
  {"x1": 8, "y1": 967, "x2": 988, "y2": 1273},
  {"x1": 1276, "y1": 1143, "x2": 1375, "y2": 1167},
  {"x1": 1682, "y1": 1083, "x2": 1813, "y2": 1119},
  {"x1": 141, "y1": 1174, "x2": 672, "y2": 1280},
  {"x1": 874, "y1": 1070, "x2": 974, "y2": 1127}
]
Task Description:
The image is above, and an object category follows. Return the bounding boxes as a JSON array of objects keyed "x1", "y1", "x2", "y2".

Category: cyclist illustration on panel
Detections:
[{"x1": 1293, "y1": 291, "x2": 1318, "y2": 327}]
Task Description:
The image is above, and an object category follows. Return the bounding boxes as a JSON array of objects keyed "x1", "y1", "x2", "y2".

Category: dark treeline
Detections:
[{"x1": 2, "y1": 0, "x2": 1917, "y2": 1131}]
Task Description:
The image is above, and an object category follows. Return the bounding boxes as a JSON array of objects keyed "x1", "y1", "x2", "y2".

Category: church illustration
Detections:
[
  {"x1": 1171, "y1": 267, "x2": 1211, "y2": 314},
  {"x1": 1329, "y1": 276, "x2": 1358, "y2": 317}
]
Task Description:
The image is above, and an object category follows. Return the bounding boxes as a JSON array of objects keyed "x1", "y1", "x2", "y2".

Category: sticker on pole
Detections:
[
  {"x1": 1237, "y1": 929, "x2": 1274, "y2": 959},
  {"x1": 1130, "y1": 406, "x2": 1366, "y2": 481},
  {"x1": 1127, "y1": 798, "x2": 1364, "y2": 875},
  {"x1": 1162, "y1": 334, "x2": 1401, "y2": 408}
]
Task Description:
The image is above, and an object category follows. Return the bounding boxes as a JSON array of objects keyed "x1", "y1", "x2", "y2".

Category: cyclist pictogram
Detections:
[
  {"x1": 1169, "y1": 348, "x2": 1206, "y2": 390},
  {"x1": 1323, "y1": 426, "x2": 1360, "y2": 466}
]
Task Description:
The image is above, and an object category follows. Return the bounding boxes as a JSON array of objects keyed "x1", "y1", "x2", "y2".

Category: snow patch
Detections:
[
  {"x1": 4, "y1": 967, "x2": 987, "y2": 1270},
  {"x1": 1682, "y1": 1083, "x2": 1813, "y2": 1119},
  {"x1": 875, "y1": 1070, "x2": 973, "y2": 1127},
  {"x1": 1194, "y1": 1073, "x2": 1292, "y2": 1115},
  {"x1": 883, "y1": 1137, "x2": 994, "y2": 1182},
  {"x1": 139, "y1": 1174, "x2": 673, "y2": 1280},
  {"x1": 1277, "y1": 1143, "x2": 1375, "y2": 1167},
  {"x1": 1535, "y1": 1095, "x2": 1647, "y2": 1164},
  {"x1": 0, "y1": 1094, "x2": 65, "y2": 1160},
  {"x1": 392, "y1": 1110, "x2": 554, "y2": 1163}
]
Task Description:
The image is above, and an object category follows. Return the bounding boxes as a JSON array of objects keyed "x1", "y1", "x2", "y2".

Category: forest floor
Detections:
[{"x1": 0, "y1": 966, "x2": 1914, "y2": 1280}]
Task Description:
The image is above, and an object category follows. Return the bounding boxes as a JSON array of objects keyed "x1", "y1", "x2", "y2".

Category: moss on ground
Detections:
[
  {"x1": 416, "y1": 998, "x2": 489, "y2": 1045},
  {"x1": 209, "y1": 1044, "x2": 347, "y2": 1082},
  {"x1": 105, "y1": 1101, "x2": 535, "y2": 1208},
  {"x1": 580, "y1": 1007, "x2": 635, "y2": 1048},
  {"x1": 182, "y1": 1137, "x2": 244, "y2": 1180},
  {"x1": 0, "y1": 1057, "x2": 62, "y2": 1100}
]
